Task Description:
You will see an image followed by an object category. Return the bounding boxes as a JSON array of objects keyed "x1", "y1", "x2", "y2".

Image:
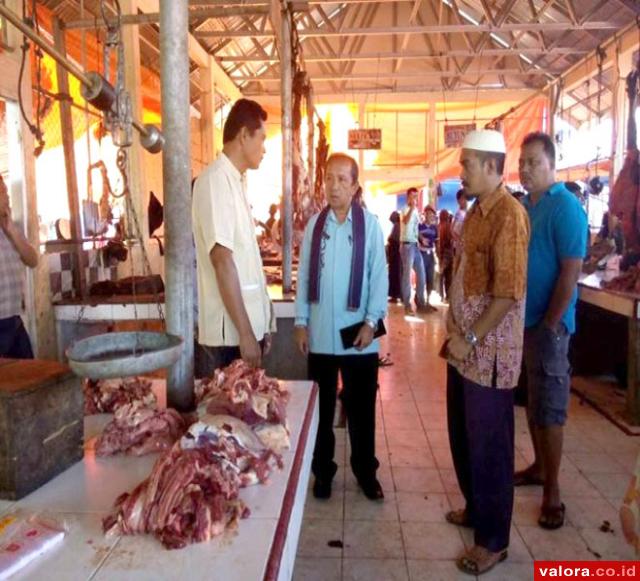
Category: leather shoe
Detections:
[
  {"x1": 359, "y1": 478, "x2": 384, "y2": 501},
  {"x1": 313, "y1": 478, "x2": 332, "y2": 499}
]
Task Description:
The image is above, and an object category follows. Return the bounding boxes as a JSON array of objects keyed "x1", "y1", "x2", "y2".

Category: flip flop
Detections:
[
  {"x1": 514, "y1": 469, "x2": 544, "y2": 487},
  {"x1": 456, "y1": 548, "x2": 508, "y2": 576},
  {"x1": 445, "y1": 509, "x2": 473, "y2": 528},
  {"x1": 538, "y1": 503, "x2": 566, "y2": 530},
  {"x1": 379, "y1": 356, "x2": 394, "y2": 367}
]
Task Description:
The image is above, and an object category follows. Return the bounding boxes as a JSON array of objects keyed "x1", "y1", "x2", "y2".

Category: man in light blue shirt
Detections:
[
  {"x1": 401, "y1": 187, "x2": 427, "y2": 315},
  {"x1": 516, "y1": 132, "x2": 587, "y2": 532},
  {"x1": 295, "y1": 153, "x2": 388, "y2": 501}
]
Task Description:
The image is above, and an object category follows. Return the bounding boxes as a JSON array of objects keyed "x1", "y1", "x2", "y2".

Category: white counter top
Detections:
[{"x1": 2, "y1": 380, "x2": 318, "y2": 581}]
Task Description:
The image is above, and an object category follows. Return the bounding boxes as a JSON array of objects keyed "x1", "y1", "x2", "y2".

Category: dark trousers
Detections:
[
  {"x1": 309, "y1": 353, "x2": 379, "y2": 484},
  {"x1": 421, "y1": 251, "x2": 436, "y2": 296},
  {"x1": 194, "y1": 340, "x2": 264, "y2": 378},
  {"x1": 0, "y1": 316, "x2": 34, "y2": 359},
  {"x1": 447, "y1": 365, "x2": 514, "y2": 553}
]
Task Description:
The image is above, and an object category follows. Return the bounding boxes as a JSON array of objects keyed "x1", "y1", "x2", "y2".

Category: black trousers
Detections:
[
  {"x1": 194, "y1": 340, "x2": 264, "y2": 378},
  {"x1": 447, "y1": 365, "x2": 514, "y2": 553},
  {"x1": 308, "y1": 353, "x2": 379, "y2": 484},
  {"x1": 0, "y1": 316, "x2": 34, "y2": 359}
]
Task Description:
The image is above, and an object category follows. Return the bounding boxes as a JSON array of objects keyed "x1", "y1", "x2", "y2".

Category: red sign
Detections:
[
  {"x1": 348, "y1": 129, "x2": 382, "y2": 150},
  {"x1": 444, "y1": 123, "x2": 476, "y2": 148}
]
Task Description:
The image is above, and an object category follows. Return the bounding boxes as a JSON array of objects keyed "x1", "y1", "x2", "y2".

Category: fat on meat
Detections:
[
  {"x1": 95, "y1": 403, "x2": 188, "y2": 457},
  {"x1": 84, "y1": 377, "x2": 157, "y2": 415}
]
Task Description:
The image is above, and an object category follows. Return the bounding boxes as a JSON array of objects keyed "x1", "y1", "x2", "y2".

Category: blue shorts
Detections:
[{"x1": 524, "y1": 322, "x2": 571, "y2": 427}]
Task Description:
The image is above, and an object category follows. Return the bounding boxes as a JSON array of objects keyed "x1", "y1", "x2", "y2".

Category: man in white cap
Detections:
[{"x1": 443, "y1": 129, "x2": 530, "y2": 575}]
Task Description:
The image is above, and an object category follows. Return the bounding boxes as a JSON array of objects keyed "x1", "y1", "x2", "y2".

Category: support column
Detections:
[
  {"x1": 200, "y1": 58, "x2": 217, "y2": 165},
  {"x1": 160, "y1": 0, "x2": 194, "y2": 410},
  {"x1": 358, "y1": 104, "x2": 365, "y2": 180},
  {"x1": 52, "y1": 18, "x2": 86, "y2": 299},
  {"x1": 427, "y1": 98, "x2": 437, "y2": 207},
  {"x1": 307, "y1": 85, "x2": 315, "y2": 194},
  {"x1": 548, "y1": 84, "x2": 558, "y2": 139},
  {"x1": 281, "y1": 3, "x2": 293, "y2": 294}
]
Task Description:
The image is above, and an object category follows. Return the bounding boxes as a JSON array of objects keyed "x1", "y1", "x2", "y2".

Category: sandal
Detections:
[
  {"x1": 456, "y1": 547, "x2": 508, "y2": 576},
  {"x1": 538, "y1": 503, "x2": 566, "y2": 530},
  {"x1": 445, "y1": 508, "x2": 473, "y2": 528},
  {"x1": 514, "y1": 467, "x2": 544, "y2": 487}
]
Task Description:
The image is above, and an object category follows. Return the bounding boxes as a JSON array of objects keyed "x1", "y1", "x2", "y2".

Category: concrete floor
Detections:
[{"x1": 293, "y1": 302, "x2": 639, "y2": 581}]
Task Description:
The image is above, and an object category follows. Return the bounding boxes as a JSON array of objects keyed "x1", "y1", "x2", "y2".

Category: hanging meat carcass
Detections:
[{"x1": 609, "y1": 63, "x2": 640, "y2": 252}]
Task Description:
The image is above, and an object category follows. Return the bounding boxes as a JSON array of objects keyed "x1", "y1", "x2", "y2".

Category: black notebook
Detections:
[{"x1": 340, "y1": 319, "x2": 387, "y2": 350}]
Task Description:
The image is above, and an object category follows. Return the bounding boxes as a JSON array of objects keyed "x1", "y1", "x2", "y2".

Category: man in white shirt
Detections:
[
  {"x1": 192, "y1": 99, "x2": 275, "y2": 375},
  {"x1": 452, "y1": 188, "x2": 468, "y2": 254},
  {"x1": 400, "y1": 187, "x2": 426, "y2": 315}
]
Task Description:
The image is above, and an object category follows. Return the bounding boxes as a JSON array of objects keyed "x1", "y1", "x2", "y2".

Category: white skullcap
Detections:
[{"x1": 462, "y1": 129, "x2": 506, "y2": 154}]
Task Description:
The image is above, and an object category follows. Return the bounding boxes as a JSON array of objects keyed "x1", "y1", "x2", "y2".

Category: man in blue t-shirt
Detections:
[
  {"x1": 418, "y1": 206, "x2": 438, "y2": 312},
  {"x1": 515, "y1": 132, "x2": 587, "y2": 531}
]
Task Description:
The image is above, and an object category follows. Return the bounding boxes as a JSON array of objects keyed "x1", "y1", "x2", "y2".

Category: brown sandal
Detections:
[
  {"x1": 456, "y1": 547, "x2": 508, "y2": 576},
  {"x1": 445, "y1": 508, "x2": 473, "y2": 528},
  {"x1": 538, "y1": 503, "x2": 566, "y2": 530}
]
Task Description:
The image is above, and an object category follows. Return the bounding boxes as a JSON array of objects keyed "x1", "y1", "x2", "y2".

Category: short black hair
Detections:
[
  {"x1": 456, "y1": 188, "x2": 465, "y2": 201},
  {"x1": 564, "y1": 181, "x2": 582, "y2": 196},
  {"x1": 475, "y1": 151, "x2": 506, "y2": 176},
  {"x1": 326, "y1": 153, "x2": 359, "y2": 184},
  {"x1": 223, "y1": 99, "x2": 268, "y2": 144},
  {"x1": 522, "y1": 131, "x2": 556, "y2": 168},
  {"x1": 407, "y1": 187, "x2": 418, "y2": 195}
]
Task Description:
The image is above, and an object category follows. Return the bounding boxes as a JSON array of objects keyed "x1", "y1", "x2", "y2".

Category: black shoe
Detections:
[
  {"x1": 313, "y1": 478, "x2": 332, "y2": 499},
  {"x1": 359, "y1": 478, "x2": 384, "y2": 501}
]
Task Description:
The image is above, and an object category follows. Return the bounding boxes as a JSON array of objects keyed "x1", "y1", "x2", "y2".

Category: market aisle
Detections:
[{"x1": 293, "y1": 302, "x2": 638, "y2": 581}]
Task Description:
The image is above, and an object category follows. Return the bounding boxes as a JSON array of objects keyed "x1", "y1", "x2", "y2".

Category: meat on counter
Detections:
[{"x1": 84, "y1": 377, "x2": 157, "y2": 415}]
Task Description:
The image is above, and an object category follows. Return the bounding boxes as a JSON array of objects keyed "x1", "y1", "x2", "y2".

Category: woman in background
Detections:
[
  {"x1": 387, "y1": 211, "x2": 402, "y2": 302},
  {"x1": 437, "y1": 209, "x2": 454, "y2": 303}
]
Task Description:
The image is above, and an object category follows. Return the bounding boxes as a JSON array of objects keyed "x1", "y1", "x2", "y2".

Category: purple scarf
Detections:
[{"x1": 308, "y1": 201, "x2": 366, "y2": 311}]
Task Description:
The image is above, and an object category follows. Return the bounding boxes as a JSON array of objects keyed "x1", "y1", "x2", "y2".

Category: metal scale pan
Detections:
[{"x1": 66, "y1": 332, "x2": 183, "y2": 380}]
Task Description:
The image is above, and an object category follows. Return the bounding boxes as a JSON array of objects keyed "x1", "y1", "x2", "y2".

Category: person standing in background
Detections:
[
  {"x1": 451, "y1": 188, "x2": 468, "y2": 254},
  {"x1": 418, "y1": 206, "x2": 438, "y2": 312},
  {"x1": 387, "y1": 211, "x2": 402, "y2": 302},
  {"x1": 0, "y1": 175, "x2": 38, "y2": 359},
  {"x1": 400, "y1": 187, "x2": 427, "y2": 316},
  {"x1": 437, "y1": 210, "x2": 455, "y2": 302}
]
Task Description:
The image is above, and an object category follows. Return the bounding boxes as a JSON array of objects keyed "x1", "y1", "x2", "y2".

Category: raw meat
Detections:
[
  {"x1": 95, "y1": 403, "x2": 187, "y2": 457},
  {"x1": 195, "y1": 360, "x2": 289, "y2": 446},
  {"x1": 103, "y1": 417, "x2": 283, "y2": 549},
  {"x1": 602, "y1": 265, "x2": 640, "y2": 294},
  {"x1": 84, "y1": 377, "x2": 157, "y2": 415}
]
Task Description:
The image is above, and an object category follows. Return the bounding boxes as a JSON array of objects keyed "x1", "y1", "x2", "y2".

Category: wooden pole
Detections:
[
  {"x1": 52, "y1": 18, "x2": 86, "y2": 299},
  {"x1": 307, "y1": 85, "x2": 315, "y2": 200},
  {"x1": 281, "y1": 3, "x2": 293, "y2": 294}
]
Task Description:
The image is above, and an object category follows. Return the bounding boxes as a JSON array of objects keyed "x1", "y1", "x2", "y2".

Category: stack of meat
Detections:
[
  {"x1": 102, "y1": 417, "x2": 282, "y2": 549},
  {"x1": 84, "y1": 377, "x2": 157, "y2": 415},
  {"x1": 602, "y1": 266, "x2": 640, "y2": 294},
  {"x1": 95, "y1": 403, "x2": 188, "y2": 457},
  {"x1": 195, "y1": 360, "x2": 291, "y2": 450}
]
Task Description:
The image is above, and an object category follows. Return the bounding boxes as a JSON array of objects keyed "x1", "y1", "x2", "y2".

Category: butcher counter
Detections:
[
  {"x1": 0, "y1": 380, "x2": 318, "y2": 581},
  {"x1": 572, "y1": 271, "x2": 640, "y2": 428}
]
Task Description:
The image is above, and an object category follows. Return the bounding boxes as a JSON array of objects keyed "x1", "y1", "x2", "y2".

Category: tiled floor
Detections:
[{"x1": 293, "y1": 303, "x2": 639, "y2": 581}]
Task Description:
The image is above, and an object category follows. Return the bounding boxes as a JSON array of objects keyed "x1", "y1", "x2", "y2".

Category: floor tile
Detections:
[
  {"x1": 402, "y1": 522, "x2": 465, "y2": 560},
  {"x1": 426, "y1": 430, "x2": 450, "y2": 449},
  {"x1": 432, "y1": 448, "x2": 455, "y2": 470},
  {"x1": 439, "y1": 470, "x2": 462, "y2": 494},
  {"x1": 344, "y1": 490, "x2": 399, "y2": 521},
  {"x1": 585, "y1": 472, "x2": 631, "y2": 504},
  {"x1": 293, "y1": 557, "x2": 342, "y2": 581},
  {"x1": 387, "y1": 429, "x2": 428, "y2": 448},
  {"x1": 577, "y1": 525, "x2": 637, "y2": 560},
  {"x1": 389, "y1": 446, "x2": 436, "y2": 468},
  {"x1": 392, "y1": 467, "x2": 445, "y2": 493},
  {"x1": 563, "y1": 495, "x2": 623, "y2": 530},
  {"x1": 343, "y1": 558, "x2": 409, "y2": 581},
  {"x1": 517, "y1": 524, "x2": 593, "y2": 561},
  {"x1": 345, "y1": 466, "x2": 394, "y2": 493},
  {"x1": 343, "y1": 520, "x2": 405, "y2": 559},
  {"x1": 397, "y1": 492, "x2": 451, "y2": 523},
  {"x1": 566, "y1": 452, "x2": 629, "y2": 475},
  {"x1": 481, "y1": 562, "x2": 532, "y2": 581},
  {"x1": 304, "y1": 491, "x2": 345, "y2": 520},
  {"x1": 297, "y1": 519, "x2": 344, "y2": 558},
  {"x1": 407, "y1": 560, "x2": 470, "y2": 581}
]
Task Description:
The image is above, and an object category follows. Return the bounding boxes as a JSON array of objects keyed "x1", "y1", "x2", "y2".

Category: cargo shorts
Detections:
[{"x1": 523, "y1": 322, "x2": 571, "y2": 427}]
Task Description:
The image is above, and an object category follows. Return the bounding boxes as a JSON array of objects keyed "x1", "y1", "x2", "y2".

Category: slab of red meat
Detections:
[
  {"x1": 84, "y1": 377, "x2": 157, "y2": 415},
  {"x1": 103, "y1": 439, "x2": 248, "y2": 549},
  {"x1": 102, "y1": 418, "x2": 282, "y2": 549},
  {"x1": 95, "y1": 403, "x2": 188, "y2": 457}
]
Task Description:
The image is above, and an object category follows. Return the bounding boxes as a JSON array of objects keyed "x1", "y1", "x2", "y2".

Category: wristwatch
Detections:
[
  {"x1": 464, "y1": 330, "x2": 478, "y2": 346},
  {"x1": 365, "y1": 319, "x2": 378, "y2": 331}
]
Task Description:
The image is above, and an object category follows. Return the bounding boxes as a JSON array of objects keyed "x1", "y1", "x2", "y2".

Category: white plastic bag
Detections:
[{"x1": 0, "y1": 511, "x2": 66, "y2": 580}]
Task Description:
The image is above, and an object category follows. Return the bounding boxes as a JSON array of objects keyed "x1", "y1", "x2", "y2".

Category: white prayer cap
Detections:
[{"x1": 462, "y1": 129, "x2": 506, "y2": 154}]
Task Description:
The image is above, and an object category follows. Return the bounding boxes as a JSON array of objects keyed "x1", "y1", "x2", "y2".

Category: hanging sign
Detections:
[
  {"x1": 444, "y1": 123, "x2": 476, "y2": 148},
  {"x1": 348, "y1": 128, "x2": 382, "y2": 150}
]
